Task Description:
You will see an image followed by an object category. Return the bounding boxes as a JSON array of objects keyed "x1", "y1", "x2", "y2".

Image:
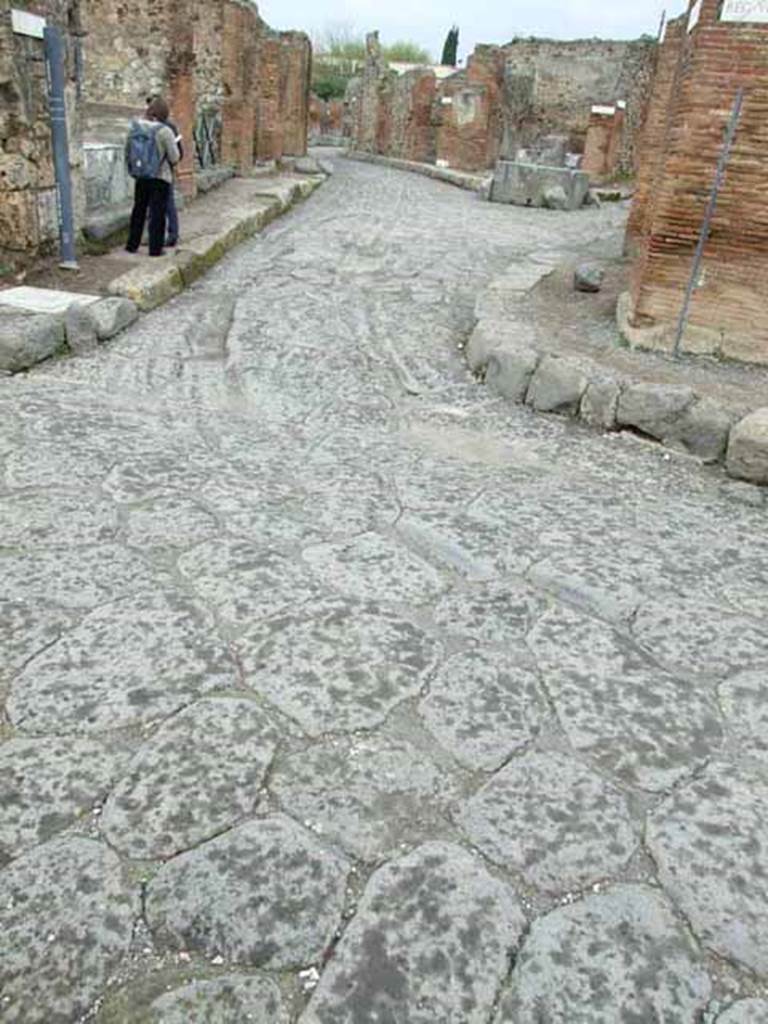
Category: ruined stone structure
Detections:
[
  {"x1": 308, "y1": 95, "x2": 347, "y2": 146},
  {"x1": 351, "y1": 32, "x2": 657, "y2": 176},
  {"x1": 80, "y1": 0, "x2": 311, "y2": 196},
  {"x1": 625, "y1": 0, "x2": 768, "y2": 364},
  {"x1": 1, "y1": 0, "x2": 311, "y2": 267},
  {"x1": 0, "y1": 0, "x2": 85, "y2": 268},
  {"x1": 581, "y1": 103, "x2": 626, "y2": 183}
]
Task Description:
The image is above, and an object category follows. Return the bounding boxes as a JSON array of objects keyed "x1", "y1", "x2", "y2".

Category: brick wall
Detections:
[
  {"x1": 626, "y1": 0, "x2": 768, "y2": 364},
  {"x1": 436, "y1": 46, "x2": 504, "y2": 171},
  {"x1": 581, "y1": 105, "x2": 626, "y2": 183},
  {"x1": 309, "y1": 95, "x2": 346, "y2": 143},
  {"x1": 0, "y1": 0, "x2": 84, "y2": 268}
]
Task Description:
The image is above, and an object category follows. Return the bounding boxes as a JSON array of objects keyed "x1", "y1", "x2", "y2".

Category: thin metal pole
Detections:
[
  {"x1": 658, "y1": 10, "x2": 667, "y2": 42},
  {"x1": 43, "y1": 25, "x2": 79, "y2": 269},
  {"x1": 673, "y1": 86, "x2": 744, "y2": 357}
]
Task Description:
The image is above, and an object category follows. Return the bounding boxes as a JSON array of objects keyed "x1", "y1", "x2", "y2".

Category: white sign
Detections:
[
  {"x1": 591, "y1": 105, "x2": 616, "y2": 116},
  {"x1": 721, "y1": 0, "x2": 768, "y2": 21},
  {"x1": 688, "y1": 0, "x2": 703, "y2": 31},
  {"x1": 11, "y1": 9, "x2": 46, "y2": 38}
]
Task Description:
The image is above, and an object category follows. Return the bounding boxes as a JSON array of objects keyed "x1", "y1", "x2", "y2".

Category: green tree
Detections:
[
  {"x1": 441, "y1": 25, "x2": 459, "y2": 66},
  {"x1": 384, "y1": 41, "x2": 431, "y2": 64}
]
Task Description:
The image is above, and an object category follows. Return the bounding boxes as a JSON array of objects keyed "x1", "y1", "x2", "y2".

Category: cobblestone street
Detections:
[{"x1": 1, "y1": 155, "x2": 767, "y2": 1021}]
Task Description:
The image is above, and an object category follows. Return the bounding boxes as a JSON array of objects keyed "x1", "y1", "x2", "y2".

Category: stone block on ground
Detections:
[
  {"x1": 668, "y1": 396, "x2": 733, "y2": 463},
  {"x1": 64, "y1": 301, "x2": 99, "y2": 353},
  {"x1": 526, "y1": 354, "x2": 591, "y2": 415},
  {"x1": 293, "y1": 156, "x2": 324, "y2": 175},
  {"x1": 0, "y1": 310, "x2": 64, "y2": 372},
  {"x1": 145, "y1": 816, "x2": 349, "y2": 970},
  {"x1": 490, "y1": 160, "x2": 590, "y2": 211},
  {"x1": 485, "y1": 345, "x2": 540, "y2": 403},
  {"x1": 580, "y1": 373, "x2": 623, "y2": 430},
  {"x1": 617, "y1": 382, "x2": 696, "y2": 441},
  {"x1": 466, "y1": 319, "x2": 537, "y2": 373},
  {"x1": 726, "y1": 408, "x2": 768, "y2": 485},
  {"x1": 300, "y1": 842, "x2": 525, "y2": 1024},
  {"x1": 497, "y1": 885, "x2": 711, "y2": 1021},
  {"x1": 0, "y1": 837, "x2": 135, "y2": 1024},
  {"x1": 90, "y1": 297, "x2": 139, "y2": 340},
  {"x1": 574, "y1": 263, "x2": 605, "y2": 292},
  {"x1": 108, "y1": 261, "x2": 184, "y2": 311}
]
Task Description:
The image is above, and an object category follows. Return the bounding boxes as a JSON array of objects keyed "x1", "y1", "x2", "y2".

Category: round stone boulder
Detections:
[
  {"x1": 647, "y1": 762, "x2": 768, "y2": 978},
  {"x1": 145, "y1": 815, "x2": 349, "y2": 970},
  {"x1": 0, "y1": 837, "x2": 136, "y2": 1024},
  {"x1": 460, "y1": 750, "x2": 637, "y2": 892},
  {"x1": 497, "y1": 884, "x2": 711, "y2": 1022}
]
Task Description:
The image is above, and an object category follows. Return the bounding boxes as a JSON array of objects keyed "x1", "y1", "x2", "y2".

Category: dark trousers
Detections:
[
  {"x1": 166, "y1": 186, "x2": 179, "y2": 245},
  {"x1": 126, "y1": 178, "x2": 170, "y2": 256}
]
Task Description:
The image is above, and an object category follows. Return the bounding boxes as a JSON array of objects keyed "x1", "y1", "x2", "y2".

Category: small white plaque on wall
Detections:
[
  {"x1": 721, "y1": 0, "x2": 768, "y2": 21},
  {"x1": 688, "y1": 0, "x2": 703, "y2": 31},
  {"x1": 11, "y1": 9, "x2": 46, "y2": 38}
]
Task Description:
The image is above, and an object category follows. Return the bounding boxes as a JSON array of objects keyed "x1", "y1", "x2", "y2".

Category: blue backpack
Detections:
[{"x1": 126, "y1": 121, "x2": 163, "y2": 179}]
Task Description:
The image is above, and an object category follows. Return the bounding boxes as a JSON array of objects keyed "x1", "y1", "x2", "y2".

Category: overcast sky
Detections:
[{"x1": 259, "y1": 0, "x2": 674, "y2": 61}]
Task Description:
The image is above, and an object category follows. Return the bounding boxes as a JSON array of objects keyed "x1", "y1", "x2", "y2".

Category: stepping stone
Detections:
[
  {"x1": 145, "y1": 816, "x2": 348, "y2": 970},
  {"x1": 419, "y1": 647, "x2": 546, "y2": 772},
  {"x1": 301, "y1": 842, "x2": 525, "y2": 1024},
  {"x1": 647, "y1": 762, "x2": 768, "y2": 978},
  {"x1": 0, "y1": 737, "x2": 126, "y2": 863},
  {"x1": 497, "y1": 884, "x2": 711, "y2": 1022},
  {"x1": 460, "y1": 750, "x2": 637, "y2": 892},
  {"x1": 0, "y1": 837, "x2": 135, "y2": 1024},
  {"x1": 101, "y1": 697, "x2": 281, "y2": 859}
]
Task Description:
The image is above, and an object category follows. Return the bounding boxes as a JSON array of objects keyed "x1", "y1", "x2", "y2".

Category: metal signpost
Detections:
[{"x1": 673, "y1": 87, "x2": 744, "y2": 358}]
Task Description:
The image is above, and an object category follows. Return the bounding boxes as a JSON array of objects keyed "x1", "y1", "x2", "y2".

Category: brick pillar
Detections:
[
  {"x1": 221, "y1": 1, "x2": 256, "y2": 172},
  {"x1": 168, "y1": 0, "x2": 197, "y2": 198}
]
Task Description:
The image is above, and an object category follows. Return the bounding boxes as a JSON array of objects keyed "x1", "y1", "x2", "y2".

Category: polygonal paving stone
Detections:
[
  {"x1": 0, "y1": 837, "x2": 136, "y2": 1024},
  {"x1": 433, "y1": 580, "x2": 548, "y2": 648},
  {"x1": 0, "y1": 737, "x2": 127, "y2": 864},
  {"x1": 303, "y1": 531, "x2": 447, "y2": 606},
  {"x1": 716, "y1": 1001, "x2": 768, "y2": 1024},
  {"x1": 125, "y1": 496, "x2": 218, "y2": 550},
  {"x1": 496, "y1": 884, "x2": 711, "y2": 1022},
  {"x1": 101, "y1": 698, "x2": 281, "y2": 859},
  {"x1": 98, "y1": 971, "x2": 289, "y2": 1024},
  {"x1": 719, "y1": 671, "x2": 768, "y2": 766},
  {"x1": 103, "y1": 453, "x2": 235, "y2": 503},
  {"x1": 5, "y1": 443, "x2": 110, "y2": 490},
  {"x1": 647, "y1": 763, "x2": 768, "y2": 977},
  {"x1": 179, "y1": 540, "x2": 324, "y2": 628},
  {"x1": 633, "y1": 595, "x2": 768, "y2": 680},
  {"x1": 0, "y1": 544, "x2": 170, "y2": 610},
  {"x1": 460, "y1": 751, "x2": 637, "y2": 892},
  {"x1": 716, "y1": 562, "x2": 768, "y2": 620},
  {"x1": 8, "y1": 591, "x2": 235, "y2": 734},
  {"x1": 238, "y1": 597, "x2": 441, "y2": 735},
  {"x1": 396, "y1": 511, "x2": 533, "y2": 581},
  {"x1": 300, "y1": 842, "x2": 526, "y2": 1024},
  {"x1": 145, "y1": 815, "x2": 348, "y2": 969},
  {"x1": 419, "y1": 648, "x2": 547, "y2": 772},
  {"x1": 0, "y1": 492, "x2": 119, "y2": 547},
  {"x1": 528, "y1": 605, "x2": 723, "y2": 791},
  {"x1": 0, "y1": 598, "x2": 74, "y2": 682},
  {"x1": 271, "y1": 735, "x2": 454, "y2": 861}
]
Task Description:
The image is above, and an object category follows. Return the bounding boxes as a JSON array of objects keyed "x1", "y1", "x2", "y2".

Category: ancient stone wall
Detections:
[
  {"x1": 309, "y1": 95, "x2": 346, "y2": 144},
  {"x1": 626, "y1": 0, "x2": 768, "y2": 364},
  {"x1": 581, "y1": 104, "x2": 626, "y2": 183},
  {"x1": 436, "y1": 46, "x2": 504, "y2": 171},
  {"x1": 0, "y1": 0, "x2": 84, "y2": 268}
]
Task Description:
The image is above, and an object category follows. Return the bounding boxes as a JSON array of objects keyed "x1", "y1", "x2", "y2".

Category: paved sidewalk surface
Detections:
[{"x1": 1, "y1": 155, "x2": 767, "y2": 1022}]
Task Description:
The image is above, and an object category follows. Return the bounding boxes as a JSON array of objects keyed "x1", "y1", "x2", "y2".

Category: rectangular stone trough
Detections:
[{"x1": 490, "y1": 161, "x2": 590, "y2": 211}]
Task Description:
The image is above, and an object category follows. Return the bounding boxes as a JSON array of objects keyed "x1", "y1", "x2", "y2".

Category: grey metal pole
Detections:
[
  {"x1": 43, "y1": 25, "x2": 79, "y2": 269},
  {"x1": 673, "y1": 86, "x2": 744, "y2": 358}
]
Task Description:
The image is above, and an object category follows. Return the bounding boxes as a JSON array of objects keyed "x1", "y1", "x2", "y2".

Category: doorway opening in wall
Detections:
[{"x1": 194, "y1": 109, "x2": 222, "y2": 168}]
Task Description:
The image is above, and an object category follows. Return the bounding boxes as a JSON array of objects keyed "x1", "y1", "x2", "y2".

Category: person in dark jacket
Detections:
[
  {"x1": 125, "y1": 96, "x2": 180, "y2": 257},
  {"x1": 147, "y1": 94, "x2": 183, "y2": 247}
]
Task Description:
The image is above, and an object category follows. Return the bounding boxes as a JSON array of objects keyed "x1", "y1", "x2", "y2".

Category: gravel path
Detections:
[{"x1": 1, "y1": 155, "x2": 767, "y2": 1022}]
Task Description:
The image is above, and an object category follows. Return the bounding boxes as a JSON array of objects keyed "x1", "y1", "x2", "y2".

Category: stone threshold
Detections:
[
  {"x1": 0, "y1": 166, "x2": 328, "y2": 373},
  {"x1": 345, "y1": 151, "x2": 492, "y2": 195},
  {"x1": 465, "y1": 260, "x2": 768, "y2": 496}
]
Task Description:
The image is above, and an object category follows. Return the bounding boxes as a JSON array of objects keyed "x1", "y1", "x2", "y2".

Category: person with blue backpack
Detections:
[{"x1": 125, "y1": 96, "x2": 180, "y2": 257}]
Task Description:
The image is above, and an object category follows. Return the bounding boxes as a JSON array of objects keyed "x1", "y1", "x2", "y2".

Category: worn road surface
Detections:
[{"x1": 1, "y1": 155, "x2": 767, "y2": 1023}]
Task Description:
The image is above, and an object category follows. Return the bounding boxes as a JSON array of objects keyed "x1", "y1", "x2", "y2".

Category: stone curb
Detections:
[
  {"x1": 0, "y1": 175, "x2": 327, "y2": 372},
  {"x1": 467, "y1": 263, "x2": 768, "y2": 491},
  {"x1": 345, "y1": 151, "x2": 491, "y2": 195}
]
